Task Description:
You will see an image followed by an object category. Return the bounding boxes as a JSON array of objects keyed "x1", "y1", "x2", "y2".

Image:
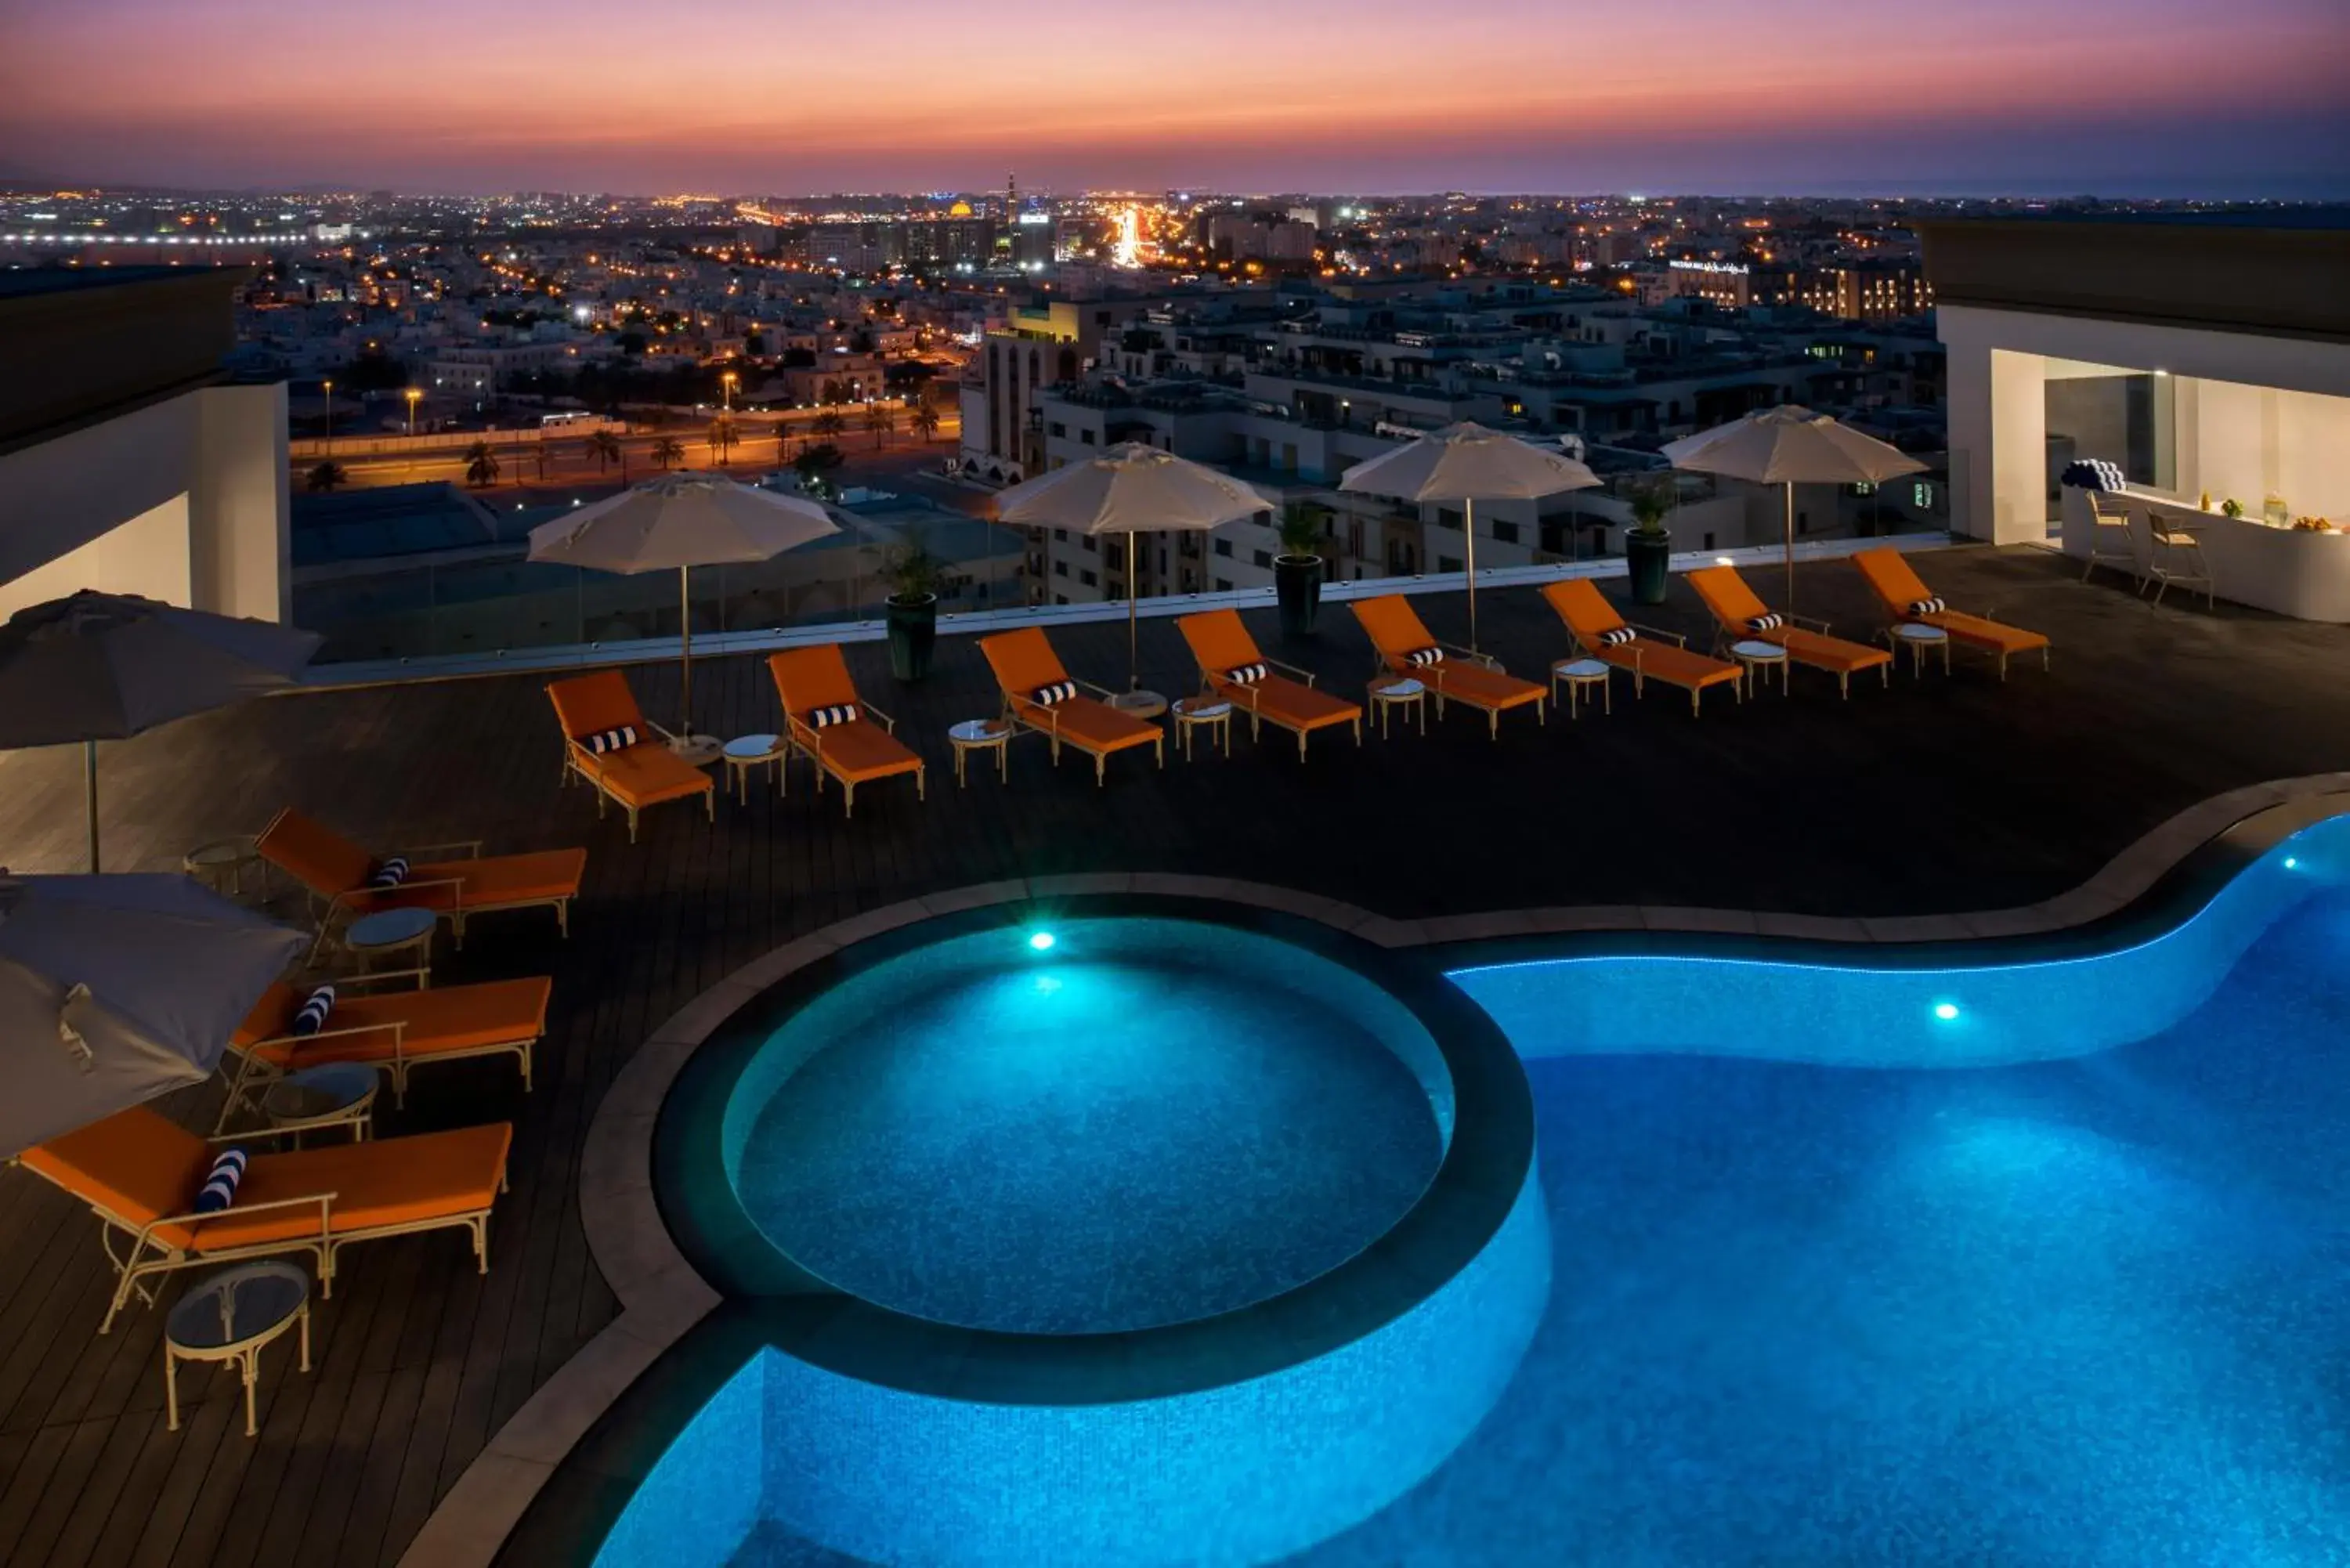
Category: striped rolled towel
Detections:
[
  {"x1": 808, "y1": 704, "x2": 859, "y2": 728},
  {"x1": 293, "y1": 983, "x2": 336, "y2": 1037},
  {"x1": 1031, "y1": 681, "x2": 1078, "y2": 706},
  {"x1": 194, "y1": 1148, "x2": 248, "y2": 1215},
  {"x1": 1223, "y1": 663, "x2": 1269, "y2": 685}
]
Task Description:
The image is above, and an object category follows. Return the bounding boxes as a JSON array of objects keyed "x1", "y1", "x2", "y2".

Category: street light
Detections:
[
  {"x1": 721, "y1": 370, "x2": 738, "y2": 414},
  {"x1": 321, "y1": 378, "x2": 333, "y2": 455},
  {"x1": 403, "y1": 387, "x2": 422, "y2": 436}
]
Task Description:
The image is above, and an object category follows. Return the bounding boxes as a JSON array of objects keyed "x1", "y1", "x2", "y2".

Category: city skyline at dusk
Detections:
[{"x1": 3, "y1": 0, "x2": 2345, "y2": 196}]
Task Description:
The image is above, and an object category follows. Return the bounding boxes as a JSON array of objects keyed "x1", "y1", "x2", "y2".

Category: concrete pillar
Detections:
[
  {"x1": 1987, "y1": 349, "x2": 2048, "y2": 544},
  {"x1": 191, "y1": 381, "x2": 291, "y2": 622}
]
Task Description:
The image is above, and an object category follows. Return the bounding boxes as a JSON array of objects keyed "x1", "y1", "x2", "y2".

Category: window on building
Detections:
[
  {"x1": 1437, "y1": 555, "x2": 1462, "y2": 574},
  {"x1": 1701, "y1": 532, "x2": 1715, "y2": 550},
  {"x1": 1054, "y1": 593, "x2": 1068, "y2": 605},
  {"x1": 1083, "y1": 534, "x2": 1097, "y2": 552},
  {"x1": 1213, "y1": 576, "x2": 1232, "y2": 592},
  {"x1": 1437, "y1": 508, "x2": 1463, "y2": 529},
  {"x1": 1080, "y1": 569, "x2": 1097, "y2": 587},
  {"x1": 1253, "y1": 550, "x2": 1272, "y2": 569},
  {"x1": 1491, "y1": 520, "x2": 1520, "y2": 546},
  {"x1": 1048, "y1": 421, "x2": 1065, "y2": 438},
  {"x1": 1054, "y1": 560, "x2": 1068, "y2": 576},
  {"x1": 1080, "y1": 429, "x2": 1097, "y2": 446},
  {"x1": 1213, "y1": 537, "x2": 1233, "y2": 557}
]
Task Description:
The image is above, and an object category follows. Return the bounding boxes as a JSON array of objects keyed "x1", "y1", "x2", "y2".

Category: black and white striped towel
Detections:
[
  {"x1": 1403, "y1": 646, "x2": 1446, "y2": 667},
  {"x1": 1031, "y1": 681, "x2": 1078, "y2": 706},
  {"x1": 1908, "y1": 598, "x2": 1946, "y2": 616},
  {"x1": 1598, "y1": 627, "x2": 1639, "y2": 647},
  {"x1": 1744, "y1": 614, "x2": 1784, "y2": 633},
  {"x1": 367, "y1": 854, "x2": 410, "y2": 889},
  {"x1": 584, "y1": 726, "x2": 638, "y2": 754},
  {"x1": 194, "y1": 1148, "x2": 248, "y2": 1215},
  {"x1": 808, "y1": 704, "x2": 859, "y2": 728},
  {"x1": 1224, "y1": 663, "x2": 1269, "y2": 685}
]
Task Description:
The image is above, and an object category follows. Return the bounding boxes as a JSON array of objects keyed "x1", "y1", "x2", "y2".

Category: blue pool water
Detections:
[
  {"x1": 609, "y1": 820, "x2": 2350, "y2": 1568},
  {"x1": 729, "y1": 919, "x2": 1447, "y2": 1333},
  {"x1": 726, "y1": 918, "x2": 1451, "y2": 1333}
]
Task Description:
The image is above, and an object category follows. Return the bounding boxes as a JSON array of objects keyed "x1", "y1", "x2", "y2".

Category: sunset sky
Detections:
[{"x1": 2, "y1": 0, "x2": 2344, "y2": 195}]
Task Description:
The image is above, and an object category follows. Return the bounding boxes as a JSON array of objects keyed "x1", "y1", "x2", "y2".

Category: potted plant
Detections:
[
  {"x1": 881, "y1": 535, "x2": 945, "y2": 681},
  {"x1": 1274, "y1": 502, "x2": 1328, "y2": 638},
  {"x1": 1624, "y1": 479, "x2": 1674, "y2": 605}
]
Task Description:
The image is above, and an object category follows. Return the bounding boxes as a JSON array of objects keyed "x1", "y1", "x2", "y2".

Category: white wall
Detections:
[
  {"x1": 0, "y1": 382, "x2": 289, "y2": 623},
  {"x1": 0, "y1": 493, "x2": 193, "y2": 620},
  {"x1": 2184, "y1": 381, "x2": 2350, "y2": 519}
]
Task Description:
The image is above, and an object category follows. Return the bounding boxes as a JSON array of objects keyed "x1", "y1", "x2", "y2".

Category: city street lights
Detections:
[
  {"x1": 404, "y1": 387, "x2": 422, "y2": 436},
  {"x1": 321, "y1": 378, "x2": 333, "y2": 455},
  {"x1": 721, "y1": 371, "x2": 738, "y2": 413}
]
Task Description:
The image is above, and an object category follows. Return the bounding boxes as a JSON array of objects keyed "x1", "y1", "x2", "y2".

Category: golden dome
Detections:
[{"x1": 948, "y1": 200, "x2": 974, "y2": 217}]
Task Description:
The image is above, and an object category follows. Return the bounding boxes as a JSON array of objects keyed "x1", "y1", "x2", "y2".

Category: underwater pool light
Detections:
[
  {"x1": 2285, "y1": 857, "x2": 2299, "y2": 869},
  {"x1": 1028, "y1": 930, "x2": 1056, "y2": 952},
  {"x1": 1932, "y1": 1002, "x2": 1961, "y2": 1022}
]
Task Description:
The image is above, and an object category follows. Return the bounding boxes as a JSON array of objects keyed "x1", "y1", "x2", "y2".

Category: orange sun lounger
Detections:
[
  {"x1": 1175, "y1": 609, "x2": 1362, "y2": 760},
  {"x1": 19, "y1": 1104, "x2": 512, "y2": 1333},
  {"x1": 546, "y1": 669, "x2": 717, "y2": 840},
  {"x1": 1687, "y1": 565, "x2": 1893, "y2": 699},
  {"x1": 257, "y1": 806, "x2": 585, "y2": 950},
  {"x1": 221, "y1": 975, "x2": 551, "y2": 1120},
  {"x1": 767, "y1": 645, "x2": 926, "y2": 815},
  {"x1": 1853, "y1": 547, "x2": 2052, "y2": 680},
  {"x1": 1349, "y1": 595, "x2": 1546, "y2": 739},
  {"x1": 977, "y1": 627, "x2": 1162, "y2": 785},
  {"x1": 1539, "y1": 578, "x2": 1744, "y2": 717}
]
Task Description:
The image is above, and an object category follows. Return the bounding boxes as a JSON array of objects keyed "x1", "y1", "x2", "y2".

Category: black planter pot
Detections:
[
  {"x1": 1624, "y1": 530, "x2": 1672, "y2": 605},
  {"x1": 885, "y1": 593, "x2": 938, "y2": 681},
  {"x1": 1274, "y1": 555, "x2": 1324, "y2": 639}
]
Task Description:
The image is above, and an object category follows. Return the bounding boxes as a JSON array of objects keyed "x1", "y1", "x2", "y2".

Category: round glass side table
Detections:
[{"x1": 164, "y1": 1261, "x2": 312, "y2": 1436}]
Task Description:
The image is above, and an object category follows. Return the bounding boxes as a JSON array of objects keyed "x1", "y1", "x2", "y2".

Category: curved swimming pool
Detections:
[{"x1": 595, "y1": 814, "x2": 2350, "y2": 1568}]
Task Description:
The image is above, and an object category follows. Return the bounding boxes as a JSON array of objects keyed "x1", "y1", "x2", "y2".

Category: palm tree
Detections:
[
  {"x1": 707, "y1": 416, "x2": 739, "y2": 464},
  {"x1": 909, "y1": 403, "x2": 942, "y2": 443},
  {"x1": 820, "y1": 379, "x2": 849, "y2": 406},
  {"x1": 777, "y1": 421, "x2": 795, "y2": 465},
  {"x1": 811, "y1": 409, "x2": 846, "y2": 443},
  {"x1": 463, "y1": 441, "x2": 500, "y2": 489},
  {"x1": 651, "y1": 435, "x2": 685, "y2": 471},
  {"x1": 306, "y1": 460, "x2": 349, "y2": 492},
  {"x1": 862, "y1": 404, "x2": 895, "y2": 449},
  {"x1": 586, "y1": 428, "x2": 622, "y2": 475}
]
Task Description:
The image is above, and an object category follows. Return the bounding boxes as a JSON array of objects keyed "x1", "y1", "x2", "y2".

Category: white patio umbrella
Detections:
[
  {"x1": 0, "y1": 592, "x2": 323, "y2": 873},
  {"x1": 0, "y1": 873, "x2": 305, "y2": 1158},
  {"x1": 1661, "y1": 406, "x2": 1926, "y2": 612},
  {"x1": 1340, "y1": 423, "x2": 1598, "y2": 651},
  {"x1": 995, "y1": 445, "x2": 1271, "y2": 693},
  {"x1": 528, "y1": 471, "x2": 840, "y2": 750}
]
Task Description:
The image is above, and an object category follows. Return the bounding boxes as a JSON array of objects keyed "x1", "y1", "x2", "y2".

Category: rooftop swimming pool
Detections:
[{"x1": 597, "y1": 816, "x2": 2350, "y2": 1567}]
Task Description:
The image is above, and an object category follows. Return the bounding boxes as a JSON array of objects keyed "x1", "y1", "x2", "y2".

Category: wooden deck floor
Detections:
[{"x1": 4, "y1": 544, "x2": 2349, "y2": 1566}]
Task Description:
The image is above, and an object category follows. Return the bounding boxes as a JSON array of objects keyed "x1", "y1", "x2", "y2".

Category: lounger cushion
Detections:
[
  {"x1": 799, "y1": 718, "x2": 923, "y2": 785},
  {"x1": 1428, "y1": 662, "x2": 1547, "y2": 710},
  {"x1": 1597, "y1": 639, "x2": 1744, "y2": 690},
  {"x1": 237, "y1": 977, "x2": 553, "y2": 1068},
  {"x1": 570, "y1": 745, "x2": 714, "y2": 813},
  {"x1": 188, "y1": 1122, "x2": 512, "y2": 1252},
  {"x1": 256, "y1": 809, "x2": 376, "y2": 899},
  {"x1": 1774, "y1": 627, "x2": 1893, "y2": 674},
  {"x1": 20, "y1": 1107, "x2": 209, "y2": 1232},
  {"x1": 1235, "y1": 674, "x2": 1362, "y2": 732},
  {"x1": 1034, "y1": 695, "x2": 1159, "y2": 753},
  {"x1": 1924, "y1": 609, "x2": 2050, "y2": 656},
  {"x1": 342, "y1": 848, "x2": 590, "y2": 917}
]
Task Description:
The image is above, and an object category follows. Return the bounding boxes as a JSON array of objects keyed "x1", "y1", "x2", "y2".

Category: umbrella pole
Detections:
[
  {"x1": 678, "y1": 564, "x2": 694, "y2": 739},
  {"x1": 1465, "y1": 497, "x2": 1478, "y2": 652},
  {"x1": 84, "y1": 738, "x2": 100, "y2": 874},
  {"x1": 1783, "y1": 482, "x2": 1797, "y2": 614},
  {"x1": 1127, "y1": 573, "x2": 1140, "y2": 691}
]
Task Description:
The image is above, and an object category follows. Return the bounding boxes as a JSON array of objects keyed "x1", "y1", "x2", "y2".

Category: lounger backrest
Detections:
[
  {"x1": 547, "y1": 670, "x2": 646, "y2": 742},
  {"x1": 978, "y1": 627, "x2": 1068, "y2": 699},
  {"x1": 1176, "y1": 609, "x2": 1260, "y2": 674},
  {"x1": 1853, "y1": 548, "x2": 1929, "y2": 613},
  {"x1": 1687, "y1": 566, "x2": 1770, "y2": 627},
  {"x1": 768, "y1": 645, "x2": 859, "y2": 719},
  {"x1": 1350, "y1": 595, "x2": 1434, "y2": 658},
  {"x1": 20, "y1": 1105, "x2": 210, "y2": 1228},
  {"x1": 256, "y1": 807, "x2": 374, "y2": 897},
  {"x1": 233, "y1": 982, "x2": 303, "y2": 1046},
  {"x1": 1540, "y1": 578, "x2": 1625, "y2": 640}
]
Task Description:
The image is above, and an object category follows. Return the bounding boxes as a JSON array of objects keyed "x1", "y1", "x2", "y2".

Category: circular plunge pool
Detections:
[{"x1": 722, "y1": 916, "x2": 1453, "y2": 1334}]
